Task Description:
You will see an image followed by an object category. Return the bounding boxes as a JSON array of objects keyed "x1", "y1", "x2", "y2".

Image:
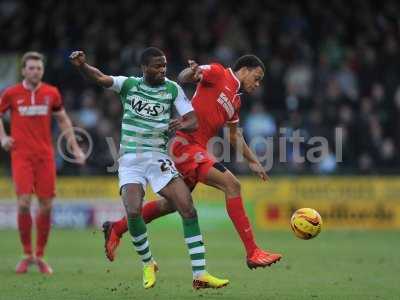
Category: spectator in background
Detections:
[
  {"x1": 1, "y1": 0, "x2": 400, "y2": 175},
  {"x1": 77, "y1": 90, "x2": 99, "y2": 130},
  {"x1": 244, "y1": 102, "x2": 277, "y2": 142},
  {"x1": 243, "y1": 102, "x2": 277, "y2": 171}
]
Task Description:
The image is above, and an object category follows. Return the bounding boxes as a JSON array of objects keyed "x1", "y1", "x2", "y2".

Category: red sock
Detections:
[
  {"x1": 113, "y1": 201, "x2": 163, "y2": 237},
  {"x1": 17, "y1": 211, "x2": 32, "y2": 256},
  {"x1": 226, "y1": 196, "x2": 258, "y2": 256},
  {"x1": 113, "y1": 217, "x2": 128, "y2": 237},
  {"x1": 35, "y1": 212, "x2": 51, "y2": 258},
  {"x1": 142, "y1": 201, "x2": 162, "y2": 223}
]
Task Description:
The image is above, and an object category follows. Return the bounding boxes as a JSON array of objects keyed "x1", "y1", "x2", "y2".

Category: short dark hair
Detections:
[
  {"x1": 21, "y1": 51, "x2": 45, "y2": 68},
  {"x1": 232, "y1": 55, "x2": 265, "y2": 72},
  {"x1": 140, "y1": 47, "x2": 165, "y2": 66}
]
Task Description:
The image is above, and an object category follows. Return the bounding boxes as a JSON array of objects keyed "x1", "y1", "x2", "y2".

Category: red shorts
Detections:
[
  {"x1": 11, "y1": 152, "x2": 56, "y2": 199},
  {"x1": 171, "y1": 141, "x2": 215, "y2": 190}
]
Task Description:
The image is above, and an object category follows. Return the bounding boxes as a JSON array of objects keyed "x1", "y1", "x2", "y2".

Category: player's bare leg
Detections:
[
  {"x1": 158, "y1": 177, "x2": 228, "y2": 289},
  {"x1": 33, "y1": 197, "x2": 53, "y2": 275},
  {"x1": 121, "y1": 184, "x2": 158, "y2": 289},
  {"x1": 103, "y1": 198, "x2": 175, "y2": 261},
  {"x1": 16, "y1": 194, "x2": 34, "y2": 274},
  {"x1": 204, "y1": 166, "x2": 282, "y2": 269}
]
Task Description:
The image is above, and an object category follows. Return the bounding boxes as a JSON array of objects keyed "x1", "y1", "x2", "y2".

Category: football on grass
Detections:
[{"x1": 290, "y1": 208, "x2": 322, "y2": 240}]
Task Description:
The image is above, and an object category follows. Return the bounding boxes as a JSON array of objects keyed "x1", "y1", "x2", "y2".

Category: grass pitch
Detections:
[{"x1": 1, "y1": 219, "x2": 399, "y2": 300}]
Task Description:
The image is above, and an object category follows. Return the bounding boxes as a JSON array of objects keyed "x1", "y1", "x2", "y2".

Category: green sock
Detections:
[
  {"x1": 127, "y1": 216, "x2": 153, "y2": 264},
  {"x1": 182, "y1": 217, "x2": 206, "y2": 277}
]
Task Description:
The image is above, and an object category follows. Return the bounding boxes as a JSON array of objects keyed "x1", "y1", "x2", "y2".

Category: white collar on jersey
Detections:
[{"x1": 22, "y1": 79, "x2": 42, "y2": 92}]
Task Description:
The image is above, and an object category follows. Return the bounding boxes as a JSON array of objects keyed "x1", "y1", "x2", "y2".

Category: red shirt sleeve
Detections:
[
  {"x1": 199, "y1": 63, "x2": 224, "y2": 84},
  {"x1": 0, "y1": 89, "x2": 11, "y2": 116},
  {"x1": 52, "y1": 87, "x2": 64, "y2": 112}
]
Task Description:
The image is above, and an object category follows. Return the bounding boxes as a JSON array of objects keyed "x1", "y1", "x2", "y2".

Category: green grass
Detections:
[{"x1": 1, "y1": 222, "x2": 399, "y2": 300}]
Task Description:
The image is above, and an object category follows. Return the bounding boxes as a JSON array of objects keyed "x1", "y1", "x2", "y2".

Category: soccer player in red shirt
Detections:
[
  {"x1": 103, "y1": 55, "x2": 282, "y2": 268},
  {"x1": 0, "y1": 52, "x2": 85, "y2": 274}
]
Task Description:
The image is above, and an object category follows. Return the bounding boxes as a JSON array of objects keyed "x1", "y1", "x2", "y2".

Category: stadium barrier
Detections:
[{"x1": 1, "y1": 177, "x2": 400, "y2": 229}]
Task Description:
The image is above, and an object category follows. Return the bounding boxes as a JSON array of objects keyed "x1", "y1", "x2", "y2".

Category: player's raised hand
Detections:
[
  {"x1": 248, "y1": 161, "x2": 269, "y2": 181},
  {"x1": 69, "y1": 51, "x2": 86, "y2": 67},
  {"x1": 188, "y1": 60, "x2": 202, "y2": 81},
  {"x1": 0, "y1": 136, "x2": 14, "y2": 151},
  {"x1": 188, "y1": 60, "x2": 198, "y2": 70}
]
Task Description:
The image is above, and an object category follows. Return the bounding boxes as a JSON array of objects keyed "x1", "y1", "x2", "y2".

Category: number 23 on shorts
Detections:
[{"x1": 158, "y1": 158, "x2": 178, "y2": 174}]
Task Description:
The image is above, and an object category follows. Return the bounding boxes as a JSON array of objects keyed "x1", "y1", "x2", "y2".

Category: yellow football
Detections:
[{"x1": 290, "y1": 208, "x2": 322, "y2": 240}]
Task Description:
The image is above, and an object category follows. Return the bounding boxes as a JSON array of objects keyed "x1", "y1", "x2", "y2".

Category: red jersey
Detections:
[
  {"x1": 0, "y1": 81, "x2": 63, "y2": 156},
  {"x1": 177, "y1": 63, "x2": 241, "y2": 147}
]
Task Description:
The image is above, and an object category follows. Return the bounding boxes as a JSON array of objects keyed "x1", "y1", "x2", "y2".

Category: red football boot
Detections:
[
  {"x1": 102, "y1": 221, "x2": 121, "y2": 262},
  {"x1": 35, "y1": 257, "x2": 53, "y2": 275},
  {"x1": 15, "y1": 256, "x2": 34, "y2": 274},
  {"x1": 246, "y1": 248, "x2": 282, "y2": 269}
]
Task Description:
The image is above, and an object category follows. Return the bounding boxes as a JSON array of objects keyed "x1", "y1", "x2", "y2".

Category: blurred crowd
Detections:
[{"x1": 1, "y1": 0, "x2": 400, "y2": 175}]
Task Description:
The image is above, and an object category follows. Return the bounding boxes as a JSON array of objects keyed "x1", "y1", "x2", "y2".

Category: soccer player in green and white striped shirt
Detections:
[{"x1": 70, "y1": 48, "x2": 228, "y2": 289}]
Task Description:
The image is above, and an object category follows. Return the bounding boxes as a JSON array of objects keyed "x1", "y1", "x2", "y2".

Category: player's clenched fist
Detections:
[
  {"x1": 69, "y1": 51, "x2": 86, "y2": 67},
  {"x1": 0, "y1": 136, "x2": 14, "y2": 151}
]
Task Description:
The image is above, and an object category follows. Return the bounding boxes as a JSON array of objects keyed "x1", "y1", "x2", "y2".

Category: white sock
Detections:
[{"x1": 193, "y1": 270, "x2": 206, "y2": 279}]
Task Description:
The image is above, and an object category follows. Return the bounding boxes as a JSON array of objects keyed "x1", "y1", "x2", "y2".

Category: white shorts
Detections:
[{"x1": 118, "y1": 152, "x2": 180, "y2": 193}]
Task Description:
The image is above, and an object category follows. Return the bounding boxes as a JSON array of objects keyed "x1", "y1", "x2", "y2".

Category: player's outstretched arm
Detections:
[
  {"x1": 69, "y1": 51, "x2": 113, "y2": 88},
  {"x1": 177, "y1": 60, "x2": 203, "y2": 84},
  {"x1": 227, "y1": 122, "x2": 269, "y2": 181}
]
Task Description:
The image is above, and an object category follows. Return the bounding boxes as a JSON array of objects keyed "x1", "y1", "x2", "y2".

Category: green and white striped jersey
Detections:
[{"x1": 109, "y1": 76, "x2": 193, "y2": 154}]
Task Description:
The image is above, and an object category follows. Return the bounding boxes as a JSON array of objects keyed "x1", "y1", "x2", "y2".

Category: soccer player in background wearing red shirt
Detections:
[
  {"x1": 0, "y1": 52, "x2": 85, "y2": 274},
  {"x1": 104, "y1": 55, "x2": 282, "y2": 269}
]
